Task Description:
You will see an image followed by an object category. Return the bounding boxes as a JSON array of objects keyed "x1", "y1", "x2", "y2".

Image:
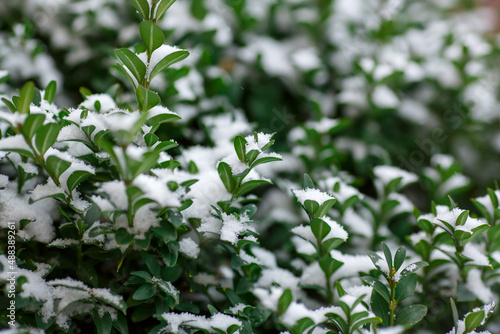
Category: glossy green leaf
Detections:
[
  {"x1": 140, "y1": 21, "x2": 164, "y2": 55},
  {"x1": 234, "y1": 179, "x2": 272, "y2": 198},
  {"x1": 311, "y1": 218, "x2": 331, "y2": 243},
  {"x1": 44, "y1": 81, "x2": 57, "y2": 103},
  {"x1": 155, "y1": 0, "x2": 177, "y2": 20},
  {"x1": 395, "y1": 273, "x2": 417, "y2": 302},
  {"x1": 128, "y1": 0, "x2": 150, "y2": 19},
  {"x1": 116, "y1": 48, "x2": 146, "y2": 83},
  {"x1": 315, "y1": 198, "x2": 336, "y2": 218},
  {"x1": 278, "y1": 289, "x2": 292, "y2": 314},
  {"x1": 394, "y1": 246, "x2": 406, "y2": 271},
  {"x1": 150, "y1": 50, "x2": 189, "y2": 80},
  {"x1": 234, "y1": 135, "x2": 247, "y2": 163},
  {"x1": 22, "y1": 114, "x2": 45, "y2": 140},
  {"x1": 133, "y1": 283, "x2": 157, "y2": 300},
  {"x1": 46, "y1": 156, "x2": 71, "y2": 179},
  {"x1": 217, "y1": 161, "x2": 235, "y2": 193},
  {"x1": 136, "y1": 85, "x2": 161, "y2": 112},
  {"x1": 18, "y1": 81, "x2": 35, "y2": 114},
  {"x1": 318, "y1": 257, "x2": 343, "y2": 278},
  {"x1": 35, "y1": 123, "x2": 60, "y2": 155},
  {"x1": 395, "y1": 304, "x2": 427, "y2": 327}
]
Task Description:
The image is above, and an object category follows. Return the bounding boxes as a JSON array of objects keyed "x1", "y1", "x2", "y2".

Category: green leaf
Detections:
[
  {"x1": 361, "y1": 276, "x2": 390, "y2": 304},
  {"x1": 92, "y1": 310, "x2": 112, "y2": 334},
  {"x1": 140, "y1": 21, "x2": 165, "y2": 55},
  {"x1": 141, "y1": 251, "x2": 161, "y2": 277},
  {"x1": 149, "y1": 50, "x2": 189, "y2": 80},
  {"x1": 35, "y1": 123, "x2": 60, "y2": 155},
  {"x1": 217, "y1": 161, "x2": 235, "y2": 193},
  {"x1": 136, "y1": 85, "x2": 160, "y2": 112},
  {"x1": 311, "y1": 218, "x2": 331, "y2": 243},
  {"x1": 394, "y1": 246, "x2": 406, "y2": 271},
  {"x1": 318, "y1": 257, "x2": 343, "y2": 278},
  {"x1": 161, "y1": 242, "x2": 179, "y2": 267},
  {"x1": 303, "y1": 199, "x2": 319, "y2": 216},
  {"x1": 133, "y1": 283, "x2": 157, "y2": 300},
  {"x1": 18, "y1": 81, "x2": 35, "y2": 114},
  {"x1": 450, "y1": 298, "x2": 459, "y2": 329},
  {"x1": 128, "y1": 0, "x2": 150, "y2": 19},
  {"x1": 303, "y1": 174, "x2": 314, "y2": 189},
  {"x1": 22, "y1": 114, "x2": 46, "y2": 141},
  {"x1": 234, "y1": 135, "x2": 247, "y2": 163},
  {"x1": 399, "y1": 261, "x2": 428, "y2": 280},
  {"x1": 465, "y1": 310, "x2": 485, "y2": 332},
  {"x1": 382, "y1": 243, "x2": 393, "y2": 271},
  {"x1": 44, "y1": 81, "x2": 57, "y2": 103},
  {"x1": 293, "y1": 317, "x2": 314, "y2": 334},
  {"x1": 131, "y1": 271, "x2": 152, "y2": 282},
  {"x1": 1, "y1": 98, "x2": 17, "y2": 112},
  {"x1": 67, "y1": 170, "x2": 92, "y2": 192},
  {"x1": 234, "y1": 179, "x2": 272, "y2": 198},
  {"x1": 115, "y1": 48, "x2": 146, "y2": 84},
  {"x1": 321, "y1": 238, "x2": 345, "y2": 253},
  {"x1": 113, "y1": 312, "x2": 129, "y2": 334},
  {"x1": 351, "y1": 316, "x2": 382, "y2": 332},
  {"x1": 168, "y1": 209, "x2": 183, "y2": 227},
  {"x1": 488, "y1": 188, "x2": 499, "y2": 208},
  {"x1": 456, "y1": 210, "x2": 469, "y2": 226},
  {"x1": 371, "y1": 290, "x2": 390, "y2": 326},
  {"x1": 395, "y1": 273, "x2": 417, "y2": 302},
  {"x1": 395, "y1": 304, "x2": 427, "y2": 327},
  {"x1": 46, "y1": 156, "x2": 71, "y2": 179},
  {"x1": 278, "y1": 289, "x2": 292, "y2": 314},
  {"x1": 315, "y1": 198, "x2": 336, "y2": 218},
  {"x1": 367, "y1": 251, "x2": 384, "y2": 272},
  {"x1": 148, "y1": 112, "x2": 181, "y2": 126},
  {"x1": 250, "y1": 155, "x2": 282, "y2": 169},
  {"x1": 155, "y1": 0, "x2": 177, "y2": 20},
  {"x1": 115, "y1": 228, "x2": 134, "y2": 245}
]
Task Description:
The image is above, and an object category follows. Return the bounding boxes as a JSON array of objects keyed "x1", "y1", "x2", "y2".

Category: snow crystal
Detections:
[
  {"x1": 228, "y1": 303, "x2": 249, "y2": 314},
  {"x1": 79, "y1": 94, "x2": 117, "y2": 113},
  {"x1": 0, "y1": 134, "x2": 31, "y2": 152},
  {"x1": 253, "y1": 286, "x2": 284, "y2": 311},
  {"x1": 48, "y1": 238, "x2": 79, "y2": 247},
  {"x1": 220, "y1": 213, "x2": 250, "y2": 245},
  {"x1": 105, "y1": 111, "x2": 142, "y2": 132},
  {"x1": 323, "y1": 217, "x2": 348, "y2": 242},
  {"x1": 132, "y1": 204, "x2": 161, "y2": 239},
  {"x1": 179, "y1": 237, "x2": 200, "y2": 259},
  {"x1": 161, "y1": 312, "x2": 241, "y2": 333},
  {"x1": 373, "y1": 165, "x2": 417, "y2": 188},
  {"x1": 99, "y1": 180, "x2": 128, "y2": 210},
  {"x1": 305, "y1": 118, "x2": 339, "y2": 134},
  {"x1": 281, "y1": 302, "x2": 340, "y2": 327},
  {"x1": 133, "y1": 174, "x2": 181, "y2": 208},
  {"x1": 330, "y1": 250, "x2": 373, "y2": 282},
  {"x1": 57, "y1": 124, "x2": 87, "y2": 142},
  {"x1": 292, "y1": 188, "x2": 334, "y2": 206},
  {"x1": 292, "y1": 236, "x2": 316, "y2": 255},
  {"x1": 301, "y1": 262, "x2": 326, "y2": 288},
  {"x1": 291, "y1": 225, "x2": 316, "y2": 245},
  {"x1": 342, "y1": 208, "x2": 373, "y2": 238},
  {"x1": 462, "y1": 244, "x2": 490, "y2": 267},
  {"x1": 251, "y1": 247, "x2": 277, "y2": 268},
  {"x1": 431, "y1": 154, "x2": 454, "y2": 170},
  {"x1": 245, "y1": 132, "x2": 273, "y2": 152}
]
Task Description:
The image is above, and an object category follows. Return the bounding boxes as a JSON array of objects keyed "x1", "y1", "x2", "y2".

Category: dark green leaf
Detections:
[
  {"x1": 395, "y1": 273, "x2": 417, "y2": 302},
  {"x1": 395, "y1": 304, "x2": 427, "y2": 327},
  {"x1": 115, "y1": 228, "x2": 134, "y2": 245},
  {"x1": 133, "y1": 283, "x2": 157, "y2": 300},
  {"x1": 315, "y1": 198, "x2": 336, "y2": 218},
  {"x1": 148, "y1": 112, "x2": 181, "y2": 126},
  {"x1": 382, "y1": 243, "x2": 392, "y2": 271},
  {"x1": 217, "y1": 161, "x2": 235, "y2": 193},
  {"x1": 234, "y1": 135, "x2": 247, "y2": 163},
  {"x1": 1, "y1": 98, "x2": 16, "y2": 112},
  {"x1": 311, "y1": 218, "x2": 331, "y2": 243},
  {"x1": 361, "y1": 276, "x2": 390, "y2": 303},
  {"x1": 371, "y1": 289, "x2": 390, "y2": 326},
  {"x1": 394, "y1": 246, "x2": 406, "y2": 271},
  {"x1": 92, "y1": 310, "x2": 112, "y2": 334},
  {"x1": 399, "y1": 261, "x2": 428, "y2": 280},
  {"x1": 141, "y1": 251, "x2": 161, "y2": 277},
  {"x1": 67, "y1": 170, "x2": 92, "y2": 192}
]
